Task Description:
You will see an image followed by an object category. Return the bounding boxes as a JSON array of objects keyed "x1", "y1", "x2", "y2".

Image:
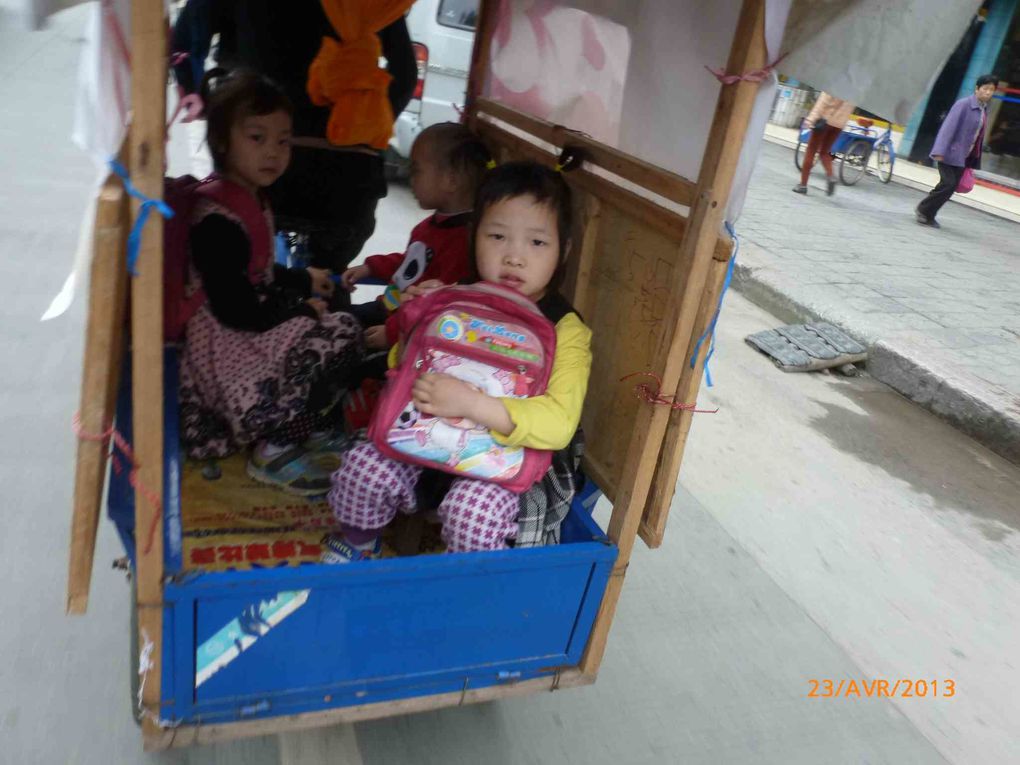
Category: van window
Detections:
[{"x1": 437, "y1": 0, "x2": 478, "y2": 31}]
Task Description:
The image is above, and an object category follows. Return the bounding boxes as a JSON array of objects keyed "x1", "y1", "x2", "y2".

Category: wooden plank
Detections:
[
  {"x1": 580, "y1": 453, "x2": 615, "y2": 505},
  {"x1": 129, "y1": 0, "x2": 168, "y2": 745},
  {"x1": 67, "y1": 179, "x2": 130, "y2": 615},
  {"x1": 475, "y1": 120, "x2": 688, "y2": 242},
  {"x1": 578, "y1": 207, "x2": 683, "y2": 495},
  {"x1": 476, "y1": 97, "x2": 696, "y2": 208},
  {"x1": 640, "y1": 241, "x2": 732, "y2": 548},
  {"x1": 146, "y1": 670, "x2": 592, "y2": 750},
  {"x1": 580, "y1": 0, "x2": 768, "y2": 676},
  {"x1": 464, "y1": 0, "x2": 499, "y2": 133},
  {"x1": 568, "y1": 196, "x2": 602, "y2": 319}
]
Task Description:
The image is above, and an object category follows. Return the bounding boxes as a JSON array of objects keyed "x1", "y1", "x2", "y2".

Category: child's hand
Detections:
[
  {"x1": 340, "y1": 264, "x2": 371, "y2": 292},
  {"x1": 414, "y1": 373, "x2": 516, "y2": 434},
  {"x1": 306, "y1": 267, "x2": 335, "y2": 298},
  {"x1": 364, "y1": 325, "x2": 389, "y2": 349},
  {"x1": 403, "y1": 279, "x2": 445, "y2": 301},
  {"x1": 180, "y1": 93, "x2": 204, "y2": 122},
  {"x1": 412, "y1": 373, "x2": 478, "y2": 419},
  {"x1": 306, "y1": 297, "x2": 328, "y2": 319}
]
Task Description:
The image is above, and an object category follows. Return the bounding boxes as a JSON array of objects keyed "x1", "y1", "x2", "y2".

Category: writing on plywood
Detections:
[{"x1": 580, "y1": 205, "x2": 681, "y2": 498}]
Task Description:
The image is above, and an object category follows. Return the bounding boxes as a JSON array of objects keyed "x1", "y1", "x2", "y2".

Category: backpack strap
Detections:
[{"x1": 194, "y1": 176, "x2": 273, "y2": 282}]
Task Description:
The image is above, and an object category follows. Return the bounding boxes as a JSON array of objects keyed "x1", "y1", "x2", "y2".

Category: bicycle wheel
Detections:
[
  {"x1": 876, "y1": 143, "x2": 894, "y2": 183},
  {"x1": 840, "y1": 140, "x2": 870, "y2": 186}
]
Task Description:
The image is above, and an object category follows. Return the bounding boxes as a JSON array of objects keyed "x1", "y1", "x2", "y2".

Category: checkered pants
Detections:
[{"x1": 328, "y1": 442, "x2": 520, "y2": 552}]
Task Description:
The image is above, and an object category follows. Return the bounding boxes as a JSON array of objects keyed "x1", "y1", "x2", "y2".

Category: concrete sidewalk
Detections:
[{"x1": 734, "y1": 140, "x2": 1020, "y2": 466}]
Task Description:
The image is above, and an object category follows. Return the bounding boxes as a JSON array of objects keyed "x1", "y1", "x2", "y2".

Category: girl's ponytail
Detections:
[{"x1": 197, "y1": 66, "x2": 230, "y2": 111}]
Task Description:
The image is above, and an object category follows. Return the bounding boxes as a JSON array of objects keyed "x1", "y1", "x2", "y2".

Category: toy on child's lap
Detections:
[
  {"x1": 369, "y1": 283, "x2": 557, "y2": 493},
  {"x1": 381, "y1": 283, "x2": 403, "y2": 311}
]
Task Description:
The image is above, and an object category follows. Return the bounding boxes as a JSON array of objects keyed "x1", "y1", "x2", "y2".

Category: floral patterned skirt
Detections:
[{"x1": 179, "y1": 306, "x2": 362, "y2": 459}]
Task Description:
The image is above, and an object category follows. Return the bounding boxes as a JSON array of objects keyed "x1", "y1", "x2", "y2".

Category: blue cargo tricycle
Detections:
[{"x1": 795, "y1": 116, "x2": 896, "y2": 185}]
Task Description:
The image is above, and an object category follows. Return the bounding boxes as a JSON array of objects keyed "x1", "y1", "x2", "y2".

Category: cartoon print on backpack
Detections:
[
  {"x1": 410, "y1": 357, "x2": 512, "y2": 467},
  {"x1": 395, "y1": 401, "x2": 421, "y2": 429},
  {"x1": 382, "y1": 337, "x2": 536, "y2": 480}
]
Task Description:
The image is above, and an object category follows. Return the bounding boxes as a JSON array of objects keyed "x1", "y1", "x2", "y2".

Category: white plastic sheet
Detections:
[
  {"x1": 780, "y1": 0, "x2": 984, "y2": 124},
  {"x1": 42, "y1": 0, "x2": 130, "y2": 320},
  {"x1": 484, "y1": 0, "x2": 793, "y2": 220},
  {"x1": 72, "y1": 0, "x2": 131, "y2": 168},
  {"x1": 487, "y1": 0, "x2": 631, "y2": 146}
]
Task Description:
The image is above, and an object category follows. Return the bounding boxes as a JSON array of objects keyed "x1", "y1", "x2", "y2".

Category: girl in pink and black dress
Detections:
[{"x1": 178, "y1": 69, "x2": 362, "y2": 495}]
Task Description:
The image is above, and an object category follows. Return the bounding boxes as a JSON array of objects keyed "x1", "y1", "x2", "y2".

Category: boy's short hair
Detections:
[
  {"x1": 976, "y1": 74, "x2": 999, "y2": 89},
  {"x1": 473, "y1": 161, "x2": 573, "y2": 259},
  {"x1": 201, "y1": 68, "x2": 293, "y2": 171},
  {"x1": 417, "y1": 122, "x2": 492, "y2": 192}
]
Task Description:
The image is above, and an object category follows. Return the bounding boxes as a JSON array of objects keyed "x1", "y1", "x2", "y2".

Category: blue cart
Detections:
[
  {"x1": 795, "y1": 117, "x2": 896, "y2": 185},
  {"x1": 108, "y1": 352, "x2": 617, "y2": 735},
  {"x1": 66, "y1": 0, "x2": 757, "y2": 750}
]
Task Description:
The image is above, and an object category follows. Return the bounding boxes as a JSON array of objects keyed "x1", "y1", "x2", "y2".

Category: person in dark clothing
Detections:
[
  {"x1": 172, "y1": 0, "x2": 417, "y2": 272},
  {"x1": 916, "y1": 74, "x2": 998, "y2": 228}
]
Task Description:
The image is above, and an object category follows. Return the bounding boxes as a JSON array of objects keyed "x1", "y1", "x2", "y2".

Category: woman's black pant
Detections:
[{"x1": 917, "y1": 163, "x2": 964, "y2": 221}]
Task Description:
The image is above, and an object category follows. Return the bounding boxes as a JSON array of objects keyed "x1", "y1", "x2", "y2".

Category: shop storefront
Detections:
[{"x1": 901, "y1": 0, "x2": 1020, "y2": 187}]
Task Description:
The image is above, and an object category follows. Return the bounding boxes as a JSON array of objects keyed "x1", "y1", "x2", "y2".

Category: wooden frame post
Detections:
[
  {"x1": 640, "y1": 239, "x2": 733, "y2": 547},
  {"x1": 67, "y1": 179, "x2": 130, "y2": 614},
  {"x1": 464, "y1": 0, "x2": 499, "y2": 134},
  {"x1": 129, "y1": 0, "x2": 167, "y2": 746},
  {"x1": 580, "y1": 0, "x2": 767, "y2": 676}
]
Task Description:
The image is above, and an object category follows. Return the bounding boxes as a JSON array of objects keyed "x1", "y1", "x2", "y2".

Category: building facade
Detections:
[{"x1": 900, "y1": 0, "x2": 1020, "y2": 186}]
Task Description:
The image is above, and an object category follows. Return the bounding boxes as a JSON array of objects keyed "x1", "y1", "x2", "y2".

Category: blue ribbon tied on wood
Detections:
[
  {"x1": 108, "y1": 159, "x2": 174, "y2": 275},
  {"x1": 689, "y1": 221, "x2": 739, "y2": 388}
]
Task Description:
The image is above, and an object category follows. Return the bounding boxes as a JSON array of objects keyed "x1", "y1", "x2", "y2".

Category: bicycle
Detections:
[{"x1": 795, "y1": 117, "x2": 896, "y2": 185}]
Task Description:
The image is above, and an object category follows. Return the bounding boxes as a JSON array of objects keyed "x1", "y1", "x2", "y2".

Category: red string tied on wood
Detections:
[
  {"x1": 620, "y1": 372, "x2": 719, "y2": 414},
  {"x1": 706, "y1": 52, "x2": 788, "y2": 85},
  {"x1": 73, "y1": 412, "x2": 163, "y2": 555}
]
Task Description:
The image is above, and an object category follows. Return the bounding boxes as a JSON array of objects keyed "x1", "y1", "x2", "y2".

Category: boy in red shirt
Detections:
[{"x1": 341, "y1": 123, "x2": 491, "y2": 348}]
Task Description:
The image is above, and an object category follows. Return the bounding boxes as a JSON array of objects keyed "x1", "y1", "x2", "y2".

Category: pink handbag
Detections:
[{"x1": 957, "y1": 168, "x2": 975, "y2": 194}]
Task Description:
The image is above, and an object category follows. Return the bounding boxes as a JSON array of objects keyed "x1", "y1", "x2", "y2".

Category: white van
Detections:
[{"x1": 387, "y1": 0, "x2": 479, "y2": 177}]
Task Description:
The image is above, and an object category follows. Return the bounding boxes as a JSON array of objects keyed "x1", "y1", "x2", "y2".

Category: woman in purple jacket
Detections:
[{"x1": 916, "y1": 74, "x2": 998, "y2": 228}]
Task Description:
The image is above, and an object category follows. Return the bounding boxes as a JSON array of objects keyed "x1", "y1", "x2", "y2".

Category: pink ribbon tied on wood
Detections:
[{"x1": 706, "y1": 52, "x2": 788, "y2": 85}]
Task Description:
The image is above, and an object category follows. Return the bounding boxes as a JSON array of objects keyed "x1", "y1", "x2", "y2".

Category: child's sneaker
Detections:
[
  {"x1": 247, "y1": 444, "x2": 331, "y2": 496},
  {"x1": 303, "y1": 430, "x2": 355, "y2": 458},
  {"x1": 321, "y1": 533, "x2": 381, "y2": 564}
]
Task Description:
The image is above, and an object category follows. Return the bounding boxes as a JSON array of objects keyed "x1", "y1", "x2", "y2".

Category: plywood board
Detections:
[{"x1": 579, "y1": 206, "x2": 685, "y2": 500}]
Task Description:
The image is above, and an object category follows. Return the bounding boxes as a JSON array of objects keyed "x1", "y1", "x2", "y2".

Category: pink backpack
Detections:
[
  {"x1": 163, "y1": 175, "x2": 271, "y2": 341},
  {"x1": 368, "y1": 283, "x2": 557, "y2": 493}
]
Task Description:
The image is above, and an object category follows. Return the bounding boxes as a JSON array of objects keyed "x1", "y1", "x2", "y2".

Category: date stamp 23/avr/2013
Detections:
[{"x1": 808, "y1": 679, "x2": 956, "y2": 699}]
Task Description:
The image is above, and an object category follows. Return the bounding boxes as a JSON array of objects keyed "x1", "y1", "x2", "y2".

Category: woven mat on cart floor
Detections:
[
  {"x1": 180, "y1": 453, "x2": 444, "y2": 572},
  {"x1": 746, "y1": 322, "x2": 867, "y2": 373}
]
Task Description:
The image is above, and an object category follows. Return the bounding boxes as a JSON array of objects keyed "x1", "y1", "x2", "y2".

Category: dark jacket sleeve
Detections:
[
  {"x1": 379, "y1": 17, "x2": 417, "y2": 117},
  {"x1": 191, "y1": 215, "x2": 317, "y2": 332},
  {"x1": 171, "y1": 0, "x2": 225, "y2": 94},
  {"x1": 272, "y1": 264, "x2": 313, "y2": 295}
]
